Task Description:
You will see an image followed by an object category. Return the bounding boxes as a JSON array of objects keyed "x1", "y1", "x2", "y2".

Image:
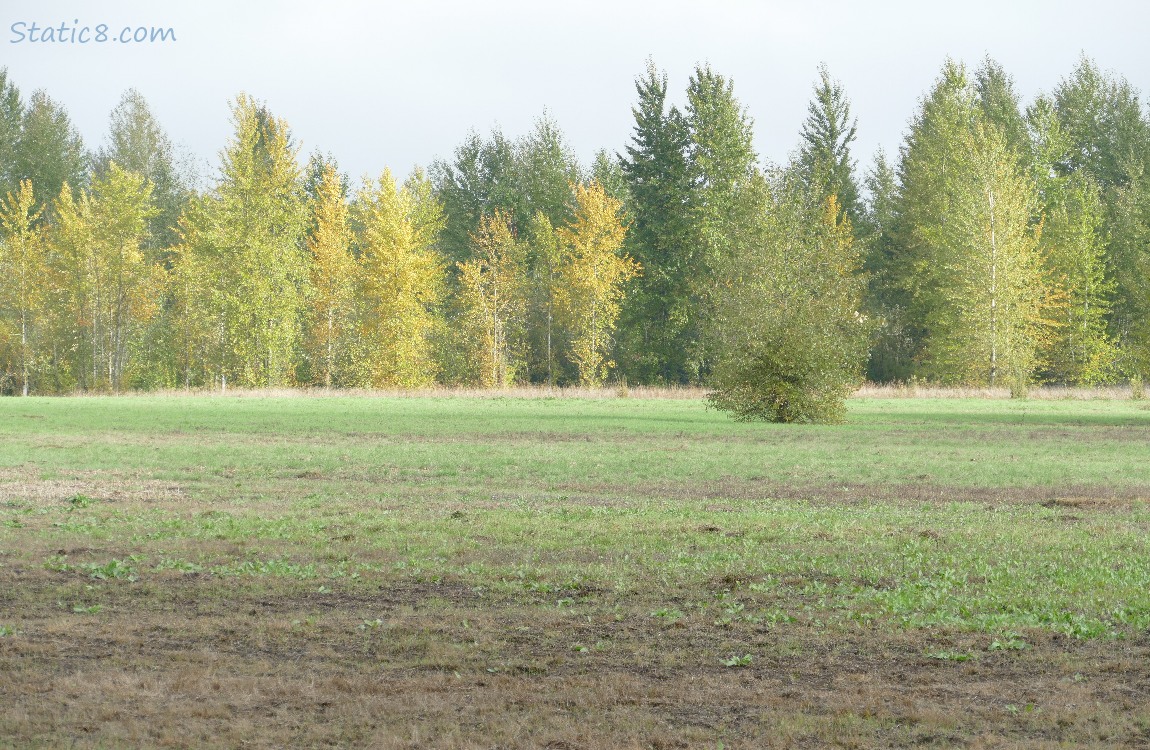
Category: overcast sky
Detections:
[{"x1": 5, "y1": 0, "x2": 1150, "y2": 186}]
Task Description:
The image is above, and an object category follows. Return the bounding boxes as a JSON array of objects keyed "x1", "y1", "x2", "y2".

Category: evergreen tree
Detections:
[
  {"x1": 616, "y1": 60, "x2": 692, "y2": 384},
  {"x1": 797, "y1": 64, "x2": 862, "y2": 225},
  {"x1": 862, "y1": 149, "x2": 914, "y2": 382},
  {"x1": 1028, "y1": 97, "x2": 1118, "y2": 384}
]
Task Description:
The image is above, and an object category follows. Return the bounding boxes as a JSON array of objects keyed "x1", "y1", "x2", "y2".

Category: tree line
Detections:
[{"x1": 0, "y1": 56, "x2": 1148, "y2": 419}]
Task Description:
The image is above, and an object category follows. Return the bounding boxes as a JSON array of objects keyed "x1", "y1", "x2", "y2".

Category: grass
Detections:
[{"x1": 1, "y1": 393, "x2": 1148, "y2": 748}]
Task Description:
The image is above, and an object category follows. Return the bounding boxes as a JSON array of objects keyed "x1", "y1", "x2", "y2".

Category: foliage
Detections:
[
  {"x1": 709, "y1": 177, "x2": 869, "y2": 423},
  {"x1": 920, "y1": 120, "x2": 1056, "y2": 389},
  {"x1": 797, "y1": 64, "x2": 862, "y2": 225},
  {"x1": 0, "y1": 180, "x2": 45, "y2": 395},
  {"x1": 304, "y1": 163, "x2": 356, "y2": 387},
  {"x1": 457, "y1": 210, "x2": 528, "y2": 386},
  {"x1": 554, "y1": 183, "x2": 638, "y2": 386},
  {"x1": 176, "y1": 95, "x2": 308, "y2": 389},
  {"x1": 47, "y1": 165, "x2": 163, "y2": 392},
  {"x1": 13, "y1": 90, "x2": 87, "y2": 210},
  {"x1": 352, "y1": 169, "x2": 445, "y2": 388}
]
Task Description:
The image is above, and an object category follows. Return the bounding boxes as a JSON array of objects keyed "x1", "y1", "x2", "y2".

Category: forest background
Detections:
[{"x1": 2, "y1": 49, "x2": 1150, "y2": 407}]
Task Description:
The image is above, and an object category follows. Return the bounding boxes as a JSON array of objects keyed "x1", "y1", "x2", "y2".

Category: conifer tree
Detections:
[
  {"x1": 616, "y1": 60, "x2": 692, "y2": 383},
  {"x1": 797, "y1": 64, "x2": 862, "y2": 225},
  {"x1": 1028, "y1": 98, "x2": 1117, "y2": 383}
]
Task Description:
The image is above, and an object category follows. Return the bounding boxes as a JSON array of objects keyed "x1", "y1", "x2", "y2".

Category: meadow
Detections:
[{"x1": 1, "y1": 391, "x2": 1148, "y2": 748}]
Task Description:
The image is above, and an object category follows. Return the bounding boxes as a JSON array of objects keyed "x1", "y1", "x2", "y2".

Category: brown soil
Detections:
[{"x1": 2, "y1": 570, "x2": 1148, "y2": 749}]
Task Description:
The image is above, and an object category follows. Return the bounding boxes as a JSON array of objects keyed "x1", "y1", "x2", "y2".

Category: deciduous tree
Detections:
[
  {"x1": 555, "y1": 183, "x2": 638, "y2": 386},
  {"x1": 0, "y1": 180, "x2": 46, "y2": 395}
]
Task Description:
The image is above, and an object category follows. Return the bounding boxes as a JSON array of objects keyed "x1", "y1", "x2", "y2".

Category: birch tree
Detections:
[
  {"x1": 555, "y1": 182, "x2": 638, "y2": 386},
  {"x1": 0, "y1": 180, "x2": 46, "y2": 395}
]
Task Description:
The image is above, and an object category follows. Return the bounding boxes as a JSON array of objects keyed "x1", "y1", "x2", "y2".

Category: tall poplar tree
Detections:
[
  {"x1": 682, "y1": 64, "x2": 758, "y2": 381},
  {"x1": 178, "y1": 95, "x2": 308, "y2": 388},
  {"x1": 922, "y1": 121, "x2": 1054, "y2": 388},
  {"x1": 353, "y1": 169, "x2": 445, "y2": 388},
  {"x1": 457, "y1": 211, "x2": 528, "y2": 386},
  {"x1": 305, "y1": 163, "x2": 356, "y2": 387},
  {"x1": 49, "y1": 166, "x2": 162, "y2": 391}
]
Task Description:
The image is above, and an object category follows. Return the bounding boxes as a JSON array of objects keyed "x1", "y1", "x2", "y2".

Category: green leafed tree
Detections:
[
  {"x1": 709, "y1": 175, "x2": 869, "y2": 423},
  {"x1": 0, "y1": 69, "x2": 24, "y2": 199},
  {"x1": 177, "y1": 95, "x2": 308, "y2": 389},
  {"x1": 1028, "y1": 97, "x2": 1118, "y2": 384},
  {"x1": 95, "y1": 89, "x2": 190, "y2": 255},
  {"x1": 13, "y1": 90, "x2": 88, "y2": 210},
  {"x1": 921, "y1": 120, "x2": 1056, "y2": 390}
]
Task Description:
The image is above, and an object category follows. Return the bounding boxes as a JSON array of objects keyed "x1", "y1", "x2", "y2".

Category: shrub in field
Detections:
[{"x1": 708, "y1": 176, "x2": 869, "y2": 423}]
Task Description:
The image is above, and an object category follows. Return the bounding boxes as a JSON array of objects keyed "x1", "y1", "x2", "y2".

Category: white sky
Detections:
[{"x1": 4, "y1": 0, "x2": 1150, "y2": 186}]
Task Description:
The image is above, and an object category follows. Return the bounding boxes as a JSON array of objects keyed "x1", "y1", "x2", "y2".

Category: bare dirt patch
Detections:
[{"x1": 2, "y1": 574, "x2": 1148, "y2": 749}]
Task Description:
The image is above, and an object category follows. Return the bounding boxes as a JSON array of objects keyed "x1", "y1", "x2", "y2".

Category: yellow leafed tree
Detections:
[
  {"x1": 48, "y1": 166, "x2": 163, "y2": 392},
  {"x1": 305, "y1": 164, "x2": 356, "y2": 387},
  {"x1": 353, "y1": 169, "x2": 445, "y2": 388},
  {"x1": 555, "y1": 182, "x2": 638, "y2": 386},
  {"x1": 457, "y1": 210, "x2": 528, "y2": 386},
  {"x1": 0, "y1": 180, "x2": 47, "y2": 395}
]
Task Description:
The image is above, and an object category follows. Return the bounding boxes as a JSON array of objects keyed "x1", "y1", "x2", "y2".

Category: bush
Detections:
[{"x1": 708, "y1": 180, "x2": 869, "y2": 424}]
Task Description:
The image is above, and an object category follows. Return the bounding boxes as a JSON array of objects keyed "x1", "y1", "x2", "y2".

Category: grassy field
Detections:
[{"x1": 1, "y1": 392, "x2": 1149, "y2": 748}]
